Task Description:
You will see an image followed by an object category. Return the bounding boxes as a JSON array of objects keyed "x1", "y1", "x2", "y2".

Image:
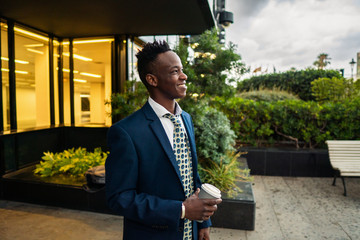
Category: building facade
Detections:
[{"x1": 0, "y1": 0, "x2": 215, "y2": 175}]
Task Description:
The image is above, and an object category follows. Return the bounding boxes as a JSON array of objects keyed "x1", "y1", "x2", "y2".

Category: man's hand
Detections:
[
  {"x1": 183, "y1": 188, "x2": 222, "y2": 221},
  {"x1": 198, "y1": 227, "x2": 210, "y2": 240}
]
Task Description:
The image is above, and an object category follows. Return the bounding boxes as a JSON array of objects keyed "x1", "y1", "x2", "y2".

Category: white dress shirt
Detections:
[{"x1": 148, "y1": 97, "x2": 187, "y2": 149}]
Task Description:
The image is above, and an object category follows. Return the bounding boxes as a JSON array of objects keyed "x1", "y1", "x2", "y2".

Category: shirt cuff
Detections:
[{"x1": 181, "y1": 203, "x2": 186, "y2": 219}]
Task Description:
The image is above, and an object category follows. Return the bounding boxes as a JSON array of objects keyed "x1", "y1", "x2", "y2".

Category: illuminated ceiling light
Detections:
[
  {"x1": 80, "y1": 94, "x2": 90, "y2": 98},
  {"x1": 1, "y1": 57, "x2": 29, "y2": 64},
  {"x1": 62, "y1": 38, "x2": 114, "y2": 45},
  {"x1": 15, "y1": 70, "x2": 28, "y2": 74},
  {"x1": 1, "y1": 68, "x2": 29, "y2": 74},
  {"x1": 2, "y1": 68, "x2": 29, "y2": 74},
  {"x1": 14, "y1": 27, "x2": 49, "y2": 42},
  {"x1": 15, "y1": 59, "x2": 30, "y2": 64},
  {"x1": 74, "y1": 79, "x2": 87, "y2": 83},
  {"x1": 27, "y1": 48, "x2": 44, "y2": 55},
  {"x1": 24, "y1": 43, "x2": 44, "y2": 47},
  {"x1": 80, "y1": 72, "x2": 102, "y2": 78},
  {"x1": 63, "y1": 52, "x2": 93, "y2": 62},
  {"x1": 62, "y1": 68, "x2": 79, "y2": 74},
  {"x1": 73, "y1": 54, "x2": 92, "y2": 62}
]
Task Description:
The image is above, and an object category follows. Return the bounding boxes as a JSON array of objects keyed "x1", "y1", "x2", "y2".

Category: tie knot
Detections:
[{"x1": 163, "y1": 113, "x2": 181, "y2": 126}]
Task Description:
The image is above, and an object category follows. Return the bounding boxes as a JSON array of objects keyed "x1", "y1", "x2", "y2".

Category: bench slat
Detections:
[{"x1": 326, "y1": 140, "x2": 360, "y2": 177}]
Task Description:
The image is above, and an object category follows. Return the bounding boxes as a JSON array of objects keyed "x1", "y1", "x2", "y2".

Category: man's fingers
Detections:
[{"x1": 203, "y1": 198, "x2": 222, "y2": 205}]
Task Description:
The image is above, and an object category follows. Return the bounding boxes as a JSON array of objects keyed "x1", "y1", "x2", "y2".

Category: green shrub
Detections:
[
  {"x1": 237, "y1": 88, "x2": 298, "y2": 101},
  {"x1": 212, "y1": 96, "x2": 360, "y2": 148},
  {"x1": 311, "y1": 77, "x2": 360, "y2": 103},
  {"x1": 34, "y1": 147, "x2": 108, "y2": 177},
  {"x1": 180, "y1": 97, "x2": 236, "y2": 164},
  {"x1": 179, "y1": 96, "x2": 251, "y2": 193},
  {"x1": 212, "y1": 96, "x2": 274, "y2": 146},
  {"x1": 237, "y1": 69, "x2": 343, "y2": 101},
  {"x1": 194, "y1": 106, "x2": 236, "y2": 165},
  {"x1": 271, "y1": 100, "x2": 328, "y2": 148}
]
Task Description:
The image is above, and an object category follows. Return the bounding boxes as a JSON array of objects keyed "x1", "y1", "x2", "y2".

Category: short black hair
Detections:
[{"x1": 136, "y1": 40, "x2": 171, "y2": 87}]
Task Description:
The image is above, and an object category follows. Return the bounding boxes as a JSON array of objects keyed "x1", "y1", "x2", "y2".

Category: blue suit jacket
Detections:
[{"x1": 105, "y1": 101, "x2": 211, "y2": 240}]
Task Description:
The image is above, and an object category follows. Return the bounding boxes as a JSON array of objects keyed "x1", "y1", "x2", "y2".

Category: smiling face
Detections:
[{"x1": 146, "y1": 51, "x2": 188, "y2": 102}]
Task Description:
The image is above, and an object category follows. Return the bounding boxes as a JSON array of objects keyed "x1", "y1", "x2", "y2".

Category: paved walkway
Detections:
[{"x1": 0, "y1": 176, "x2": 359, "y2": 240}]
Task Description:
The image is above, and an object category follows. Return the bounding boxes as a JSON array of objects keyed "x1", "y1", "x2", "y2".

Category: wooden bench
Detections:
[{"x1": 326, "y1": 140, "x2": 360, "y2": 196}]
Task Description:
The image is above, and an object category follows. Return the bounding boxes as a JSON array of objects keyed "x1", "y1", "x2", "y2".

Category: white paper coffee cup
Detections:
[
  {"x1": 197, "y1": 183, "x2": 221, "y2": 223},
  {"x1": 198, "y1": 183, "x2": 222, "y2": 199}
]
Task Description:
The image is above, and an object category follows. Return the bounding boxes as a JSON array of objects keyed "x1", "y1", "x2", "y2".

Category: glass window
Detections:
[
  {"x1": 69, "y1": 38, "x2": 112, "y2": 126},
  {"x1": 14, "y1": 26, "x2": 50, "y2": 130},
  {"x1": 1, "y1": 22, "x2": 9, "y2": 131},
  {"x1": 62, "y1": 39, "x2": 71, "y2": 125},
  {"x1": 53, "y1": 39, "x2": 60, "y2": 125}
]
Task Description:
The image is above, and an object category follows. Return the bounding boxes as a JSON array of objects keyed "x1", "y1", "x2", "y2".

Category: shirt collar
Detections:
[{"x1": 148, "y1": 97, "x2": 183, "y2": 118}]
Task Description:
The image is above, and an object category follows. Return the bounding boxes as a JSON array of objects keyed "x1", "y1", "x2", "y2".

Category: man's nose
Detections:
[{"x1": 181, "y1": 72, "x2": 187, "y2": 80}]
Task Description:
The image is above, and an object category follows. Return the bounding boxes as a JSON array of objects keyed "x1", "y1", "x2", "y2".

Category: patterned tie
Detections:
[{"x1": 163, "y1": 113, "x2": 194, "y2": 240}]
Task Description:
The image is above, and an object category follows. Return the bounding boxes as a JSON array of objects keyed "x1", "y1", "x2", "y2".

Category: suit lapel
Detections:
[
  {"x1": 142, "y1": 102, "x2": 183, "y2": 185},
  {"x1": 181, "y1": 112, "x2": 200, "y2": 189},
  {"x1": 181, "y1": 113, "x2": 197, "y2": 161}
]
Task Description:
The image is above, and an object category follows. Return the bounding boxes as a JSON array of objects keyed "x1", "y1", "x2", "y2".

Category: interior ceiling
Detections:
[{"x1": 0, "y1": 0, "x2": 215, "y2": 38}]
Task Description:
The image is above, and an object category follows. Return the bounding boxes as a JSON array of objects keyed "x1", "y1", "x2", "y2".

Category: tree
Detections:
[
  {"x1": 313, "y1": 53, "x2": 331, "y2": 70},
  {"x1": 174, "y1": 28, "x2": 247, "y2": 98}
]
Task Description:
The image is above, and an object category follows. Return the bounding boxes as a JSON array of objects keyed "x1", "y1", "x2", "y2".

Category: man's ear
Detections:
[{"x1": 146, "y1": 74, "x2": 158, "y2": 87}]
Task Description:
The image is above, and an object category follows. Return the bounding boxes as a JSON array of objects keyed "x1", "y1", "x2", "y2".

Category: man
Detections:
[{"x1": 105, "y1": 40, "x2": 221, "y2": 240}]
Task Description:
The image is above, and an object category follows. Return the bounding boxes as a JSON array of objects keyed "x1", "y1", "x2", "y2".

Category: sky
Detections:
[{"x1": 225, "y1": 0, "x2": 360, "y2": 79}]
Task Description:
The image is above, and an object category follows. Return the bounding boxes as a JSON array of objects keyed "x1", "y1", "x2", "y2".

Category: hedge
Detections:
[
  {"x1": 212, "y1": 97, "x2": 360, "y2": 148},
  {"x1": 237, "y1": 69, "x2": 343, "y2": 101}
]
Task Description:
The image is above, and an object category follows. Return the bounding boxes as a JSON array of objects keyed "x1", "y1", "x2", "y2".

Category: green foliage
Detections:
[
  {"x1": 105, "y1": 80, "x2": 148, "y2": 120},
  {"x1": 179, "y1": 97, "x2": 236, "y2": 164},
  {"x1": 212, "y1": 97, "x2": 274, "y2": 146},
  {"x1": 213, "y1": 97, "x2": 360, "y2": 148},
  {"x1": 198, "y1": 152, "x2": 253, "y2": 197},
  {"x1": 195, "y1": 107, "x2": 236, "y2": 164},
  {"x1": 237, "y1": 88, "x2": 299, "y2": 101},
  {"x1": 174, "y1": 28, "x2": 247, "y2": 98},
  {"x1": 34, "y1": 147, "x2": 108, "y2": 177},
  {"x1": 237, "y1": 69, "x2": 343, "y2": 101},
  {"x1": 311, "y1": 77, "x2": 360, "y2": 103},
  {"x1": 179, "y1": 96, "x2": 251, "y2": 193}
]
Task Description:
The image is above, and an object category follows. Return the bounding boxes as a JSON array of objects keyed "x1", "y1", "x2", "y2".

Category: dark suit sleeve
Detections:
[{"x1": 105, "y1": 124, "x2": 183, "y2": 230}]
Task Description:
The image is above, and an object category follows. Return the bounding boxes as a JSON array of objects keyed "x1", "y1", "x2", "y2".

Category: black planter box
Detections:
[
  {"x1": 241, "y1": 147, "x2": 333, "y2": 177},
  {"x1": 1, "y1": 165, "x2": 111, "y2": 214},
  {"x1": 1, "y1": 159, "x2": 256, "y2": 230},
  {"x1": 211, "y1": 180, "x2": 255, "y2": 230}
]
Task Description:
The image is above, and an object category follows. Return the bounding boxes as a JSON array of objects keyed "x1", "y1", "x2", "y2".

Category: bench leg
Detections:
[
  {"x1": 341, "y1": 177, "x2": 347, "y2": 197},
  {"x1": 332, "y1": 174, "x2": 337, "y2": 186}
]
